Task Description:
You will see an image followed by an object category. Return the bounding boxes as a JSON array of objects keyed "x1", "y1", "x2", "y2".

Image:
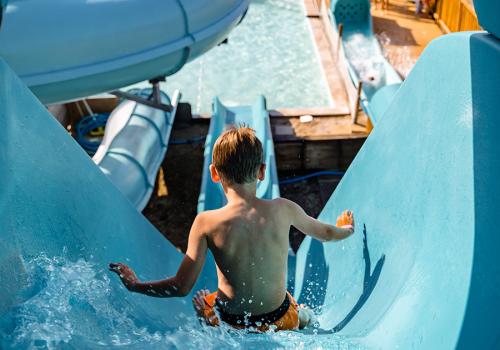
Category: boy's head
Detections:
[{"x1": 211, "y1": 127, "x2": 265, "y2": 185}]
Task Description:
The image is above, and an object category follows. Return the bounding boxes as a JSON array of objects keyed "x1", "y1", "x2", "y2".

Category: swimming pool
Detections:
[{"x1": 127, "y1": 0, "x2": 333, "y2": 114}]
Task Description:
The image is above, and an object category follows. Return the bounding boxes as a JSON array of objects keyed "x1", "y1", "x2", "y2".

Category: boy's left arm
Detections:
[{"x1": 109, "y1": 214, "x2": 208, "y2": 297}]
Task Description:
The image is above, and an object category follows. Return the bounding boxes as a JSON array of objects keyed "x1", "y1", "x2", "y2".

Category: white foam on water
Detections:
[
  {"x1": 343, "y1": 33, "x2": 387, "y2": 93},
  {"x1": 2, "y1": 255, "x2": 165, "y2": 349},
  {"x1": 1, "y1": 255, "x2": 368, "y2": 349}
]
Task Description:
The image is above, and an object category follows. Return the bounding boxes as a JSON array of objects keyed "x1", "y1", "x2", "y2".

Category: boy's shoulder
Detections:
[
  {"x1": 195, "y1": 207, "x2": 226, "y2": 223},
  {"x1": 267, "y1": 197, "x2": 304, "y2": 220},
  {"x1": 258, "y1": 197, "x2": 295, "y2": 216},
  {"x1": 196, "y1": 198, "x2": 294, "y2": 223},
  {"x1": 268, "y1": 197, "x2": 295, "y2": 209},
  {"x1": 194, "y1": 207, "x2": 234, "y2": 229}
]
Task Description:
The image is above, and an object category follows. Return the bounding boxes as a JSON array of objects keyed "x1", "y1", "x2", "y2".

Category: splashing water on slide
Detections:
[
  {"x1": 1, "y1": 254, "x2": 366, "y2": 350},
  {"x1": 344, "y1": 33, "x2": 387, "y2": 88}
]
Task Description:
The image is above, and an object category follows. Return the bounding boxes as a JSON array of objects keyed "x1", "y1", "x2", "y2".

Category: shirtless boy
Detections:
[{"x1": 110, "y1": 127, "x2": 355, "y2": 331}]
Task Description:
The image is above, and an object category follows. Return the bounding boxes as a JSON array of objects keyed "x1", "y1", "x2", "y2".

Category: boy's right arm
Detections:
[
  {"x1": 109, "y1": 213, "x2": 209, "y2": 297},
  {"x1": 282, "y1": 199, "x2": 354, "y2": 242}
]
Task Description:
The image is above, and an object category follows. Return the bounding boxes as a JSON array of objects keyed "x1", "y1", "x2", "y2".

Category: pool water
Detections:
[
  {"x1": 0, "y1": 255, "x2": 367, "y2": 350},
  {"x1": 127, "y1": 0, "x2": 333, "y2": 114}
]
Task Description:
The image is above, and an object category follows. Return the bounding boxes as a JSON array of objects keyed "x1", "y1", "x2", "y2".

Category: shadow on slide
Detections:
[
  {"x1": 295, "y1": 19, "x2": 500, "y2": 346},
  {"x1": 298, "y1": 225, "x2": 385, "y2": 334},
  {"x1": 332, "y1": 224, "x2": 385, "y2": 333}
]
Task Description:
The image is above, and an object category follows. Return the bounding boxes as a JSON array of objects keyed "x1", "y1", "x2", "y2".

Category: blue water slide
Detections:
[
  {"x1": 197, "y1": 96, "x2": 280, "y2": 213},
  {"x1": 92, "y1": 88, "x2": 180, "y2": 211},
  {"x1": 0, "y1": 57, "x2": 214, "y2": 348},
  {"x1": 294, "y1": 4, "x2": 500, "y2": 348},
  {"x1": 0, "y1": 0, "x2": 249, "y2": 104},
  {"x1": 328, "y1": 0, "x2": 402, "y2": 123},
  {"x1": 2, "y1": 0, "x2": 500, "y2": 348}
]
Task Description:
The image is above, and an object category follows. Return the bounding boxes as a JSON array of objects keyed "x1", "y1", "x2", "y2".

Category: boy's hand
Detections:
[
  {"x1": 109, "y1": 262, "x2": 138, "y2": 290},
  {"x1": 336, "y1": 210, "x2": 355, "y2": 234}
]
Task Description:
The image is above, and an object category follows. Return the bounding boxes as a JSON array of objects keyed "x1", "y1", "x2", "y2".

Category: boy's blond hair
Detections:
[{"x1": 212, "y1": 127, "x2": 263, "y2": 184}]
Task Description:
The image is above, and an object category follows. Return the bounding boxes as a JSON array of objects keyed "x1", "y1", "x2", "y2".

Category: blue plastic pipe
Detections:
[{"x1": 279, "y1": 170, "x2": 345, "y2": 185}]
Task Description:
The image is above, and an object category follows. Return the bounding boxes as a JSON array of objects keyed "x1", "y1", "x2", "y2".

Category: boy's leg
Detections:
[{"x1": 298, "y1": 304, "x2": 315, "y2": 329}]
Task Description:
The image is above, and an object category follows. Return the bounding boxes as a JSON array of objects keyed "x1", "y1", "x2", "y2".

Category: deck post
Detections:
[
  {"x1": 352, "y1": 81, "x2": 362, "y2": 123},
  {"x1": 336, "y1": 23, "x2": 344, "y2": 60},
  {"x1": 457, "y1": 1, "x2": 463, "y2": 31}
]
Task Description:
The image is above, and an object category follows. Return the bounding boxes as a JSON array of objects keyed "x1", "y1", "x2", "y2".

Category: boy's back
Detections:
[
  {"x1": 203, "y1": 197, "x2": 290, "y2": 315},
  {"x1": 110, "y1": 127, "x2": 354, "y2": 331}
]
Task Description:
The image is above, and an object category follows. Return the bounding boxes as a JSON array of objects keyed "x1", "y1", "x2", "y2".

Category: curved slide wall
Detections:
[
  {"x1": 294, "y1": 29, "x2": 500, "y2": 348},
  {"x1": 0, "y1": 57, "x2": 211, "y2": 348},
  {"x1": 0, "y1": 0, "x2": 249, "y2": 104}
]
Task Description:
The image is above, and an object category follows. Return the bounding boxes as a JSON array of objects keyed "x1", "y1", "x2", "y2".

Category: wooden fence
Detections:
[{"x1": 435, "y1": 0, "x2": 481, "y2": 32}]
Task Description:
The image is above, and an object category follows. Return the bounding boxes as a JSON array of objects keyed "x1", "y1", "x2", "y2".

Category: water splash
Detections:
[
  {"x1": 344, "y1": 33, "x2": 387, "y2": 94},
  {"x1": 1, "y1": 255, "x2": 165, "y2": 349},
  {"x1": 1, "y1": 255, "x2": 367, "y2": 349}
]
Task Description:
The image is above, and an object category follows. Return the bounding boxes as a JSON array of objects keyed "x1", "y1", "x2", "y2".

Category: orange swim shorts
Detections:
[{"x1": 200, "y1": 291, "x2": 299, "y2": 332}]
